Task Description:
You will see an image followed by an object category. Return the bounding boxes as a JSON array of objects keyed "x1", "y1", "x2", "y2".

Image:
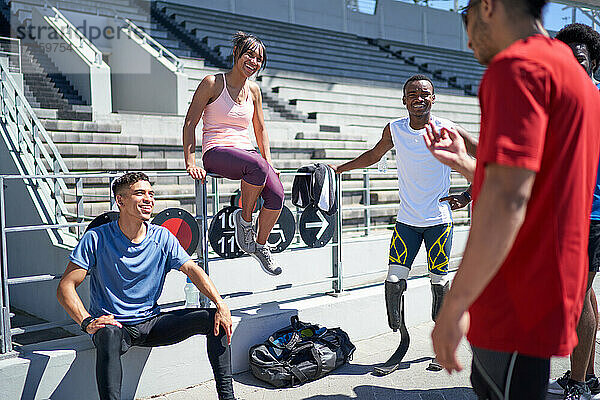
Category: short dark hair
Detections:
[
  {"x1": 112, "y1": 172, "x2": 150, "y2": 198},
  {"x1": 232, "y1": 31, "x2": 267, "y2": 70},
  {"x1": 555, "y1": 23, "x2": 600, "y2": 72},
  {"x1": 403, "y1": 74, "x2": 434, "y2": 95},
  {"x1": 498, "y1": 0, "x2": 547, "y2": 20}
]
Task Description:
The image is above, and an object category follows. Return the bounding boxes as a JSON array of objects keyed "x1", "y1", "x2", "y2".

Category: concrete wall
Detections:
[
  {"x1": 109, "y1": 28, "x2": 188, "y2": 115},
  {"x1": 166, "y1": 0, "x2": 469, "y2": 51},
  {"x1": 30, "y1": 7, "x2": 112, "y2": 116},
  {"x1": 0, "y1": 273, "x2": 454, "y2": 400}
]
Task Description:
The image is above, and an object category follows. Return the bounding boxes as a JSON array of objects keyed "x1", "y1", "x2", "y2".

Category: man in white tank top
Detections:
[{"x1": 331, "y1": 74, "x2": 477, "y2": 374}]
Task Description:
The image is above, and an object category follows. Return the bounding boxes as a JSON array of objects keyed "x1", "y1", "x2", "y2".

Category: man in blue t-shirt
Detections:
[{"x1": 57, "y1": 172, "x2": 235, "y2": 400}]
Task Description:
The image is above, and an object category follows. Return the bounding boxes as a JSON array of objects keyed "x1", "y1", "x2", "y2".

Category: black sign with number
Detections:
[
  {"x1": 208, "y1": 206, "x2": 245, "y2": 259},
  {"x1": 86, "y1": 211, "x2": 119, "y2": 232},
  {"x1": 267, "y1": 205, "x2": 296, "y2": 253},
  {"x1": 299, "y1": 204, "x2": 335, "y2": 248}
]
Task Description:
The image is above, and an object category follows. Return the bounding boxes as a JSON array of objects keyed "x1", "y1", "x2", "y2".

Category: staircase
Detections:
[{"x1": 20, "y1": 42, "x2": 92, "y2": 121}]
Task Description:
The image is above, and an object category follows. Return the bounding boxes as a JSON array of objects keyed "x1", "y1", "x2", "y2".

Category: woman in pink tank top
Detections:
[{"x1": 183, "y1": 32, "x2": 284, "y2": 276}]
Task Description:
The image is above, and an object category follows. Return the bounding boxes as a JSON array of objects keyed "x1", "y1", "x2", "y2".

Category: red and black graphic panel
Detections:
[
  {"x1": 230, "y1": 189, "x2": 263, "y2": 213},
  {"x1": 152, "y1": 208, "x2": 199, "y2": 256},
  {"x1": 86, "y1": 211, "x2": 119, "y2": 233}
]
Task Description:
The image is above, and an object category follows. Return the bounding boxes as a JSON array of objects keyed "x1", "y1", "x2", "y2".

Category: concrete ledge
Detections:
[{"x1": 0, "y1": 274, "x2": 448, "y2": 400}]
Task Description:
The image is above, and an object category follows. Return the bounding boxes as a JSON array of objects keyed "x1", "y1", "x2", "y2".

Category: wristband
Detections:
[
  {"x1": 462, "y1": 191, "x2": 471, "y2": 202},
  {"x1": 81, "y1": 316, "x2": 95, "y2": 333}
]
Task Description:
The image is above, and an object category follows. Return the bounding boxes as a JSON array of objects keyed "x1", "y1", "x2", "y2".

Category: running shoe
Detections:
[
  {"x1": 250, "y1": 244, "x2": 282, "y2": 276},
  {"x1": 548, "y1": 371, "x2": 571, "y2": 394},
  {"x1": 564, "y1": 380, "x2": 592, "y2": 400},
  {"x1": 233, "y1": 209, "x2": 256, "y2": 254},
  {"x1": 587, "y1": 375, "x2": 600, "y2": 395}
]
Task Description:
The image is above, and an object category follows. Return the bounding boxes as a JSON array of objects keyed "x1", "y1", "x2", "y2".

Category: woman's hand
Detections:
[{"x1": 187, "y1": 165, "x2": 207, "y2": 182}]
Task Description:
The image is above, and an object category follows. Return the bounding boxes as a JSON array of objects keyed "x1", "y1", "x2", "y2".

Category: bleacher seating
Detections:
[
  {"x1": 151, "y1": 1, "x2": 455, "y2": 90},
  {"x1": 375, "y1": 39, "x2": 485, "y2": 95},
  {"x1": 6, "y1": 0, "x2": 479, "y2": 227}
]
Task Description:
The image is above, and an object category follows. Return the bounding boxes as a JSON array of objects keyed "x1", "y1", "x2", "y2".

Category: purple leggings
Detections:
[{"x1": 203, "y1": 147, "x2": 284, "y2": 210}]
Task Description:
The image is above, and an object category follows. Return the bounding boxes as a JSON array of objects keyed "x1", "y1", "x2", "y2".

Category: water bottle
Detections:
[
  {"x1": 377, "y1": 156, "x2": 388, "y2": 173},
  {"x1": 184, "y1": 277, "x2": 200, "y2": 308}
]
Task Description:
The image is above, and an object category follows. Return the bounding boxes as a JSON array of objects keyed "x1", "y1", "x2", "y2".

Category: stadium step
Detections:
[{"x1": 18, "y1": 42, "x2": 90, "y2": 120}]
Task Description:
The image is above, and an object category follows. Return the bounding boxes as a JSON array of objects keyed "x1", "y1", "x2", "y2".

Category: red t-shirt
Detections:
[{"x1": 467, "y1": 35, "x2": 600, "y2": 358}]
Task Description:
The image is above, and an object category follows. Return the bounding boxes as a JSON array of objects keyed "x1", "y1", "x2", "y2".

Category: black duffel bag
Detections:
[{"x1": 249, "y1": 315, "x2": 356, "y2": 388}]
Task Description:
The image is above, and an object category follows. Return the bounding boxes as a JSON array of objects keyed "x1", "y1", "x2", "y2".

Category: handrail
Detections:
[
  {"x1": 0, "y1": 169, "x2": 471, "y2": 354},
  {"x1": 44, "y1": 6, "x2": 104, "y2": 65},
  {"x1": 0, "y1": 37, "x2": 22, "y2": 74},
  {"x1": 122, "y1": 18, "x2": 185, "y2": 73},
  {"x1": 0, "y1": 59, "x2": 71, "y2": 225}
]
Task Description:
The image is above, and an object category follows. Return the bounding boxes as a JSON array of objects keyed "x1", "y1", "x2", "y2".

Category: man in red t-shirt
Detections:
[{"x1": 423, "y1": 0, "x2": 600, "y2": 398}]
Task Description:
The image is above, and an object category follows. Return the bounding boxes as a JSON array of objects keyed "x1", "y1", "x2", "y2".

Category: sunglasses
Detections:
[{"x1": 460, "y1": 0, "x2": 482, "y2": 27}]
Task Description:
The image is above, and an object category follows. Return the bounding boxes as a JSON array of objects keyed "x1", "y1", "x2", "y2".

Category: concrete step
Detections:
[
  {"x1": 277, "y1": 89, "x2": 480, "y2": 114},
  {"x1": 295, "y1": 131, "x2": 368, "y2": 142},
  {"x1": 41, "y1": 119, "x2": 122, "y2": 133},
  {"x1": 314, "y1": 113, "x2": 480, "y2": 132},
  {"x1": 312, "y1": 148, "x2": 366, "y2": 159},
  {"x1": 272, "y1": 139, "x2": 369, "y2": 150},
  {"x1": 297, "y1": 101, "x2": 480, "y2": 122},
  {"x1": 51, "y1": 143, "x2": 140, "y2": 158},
  {"x1": 59, "y1": 157, "x2": 184, "y2": 171}
]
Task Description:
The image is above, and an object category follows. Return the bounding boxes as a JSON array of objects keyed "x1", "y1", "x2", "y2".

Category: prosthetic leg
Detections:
[
  {"x1": 373, "y1": 280, "x2": 410, "y2": 376},
  {"x1": 427, "y1": 282, "x2": 450, "y2": 371}
]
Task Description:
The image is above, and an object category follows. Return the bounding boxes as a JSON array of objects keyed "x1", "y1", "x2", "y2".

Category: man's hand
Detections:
[
  {"x1": 440, "y1": 193, "x2": 471, "y2": 210},
  {"x1": 424, "y1": 123, "x2": 468, "y2": 169},
  {"x1": 86, "y1": 314, "x2": 123, "y2": 335},
  {"x1": 328, "y1": 164, "x2": 340, "y2": 174},
  {"x1": 214, "y1": 302, "x2": 233, "y2": 345},
  {"x1": 186, "y1": 165, "x2": 207, "y2": 182},
  {"x1": 431, "y1": 298, "x2": 470, "y2": 373}
]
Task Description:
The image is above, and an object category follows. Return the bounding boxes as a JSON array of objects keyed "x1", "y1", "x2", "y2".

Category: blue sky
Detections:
[{"x1": 389, "y1": 1, "x2": 597, "y2": 32}]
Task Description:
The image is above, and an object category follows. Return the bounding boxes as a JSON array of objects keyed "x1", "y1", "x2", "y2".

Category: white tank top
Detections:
[{"x1": 389, "y1": 115, "x2": 452, "y2": 227}]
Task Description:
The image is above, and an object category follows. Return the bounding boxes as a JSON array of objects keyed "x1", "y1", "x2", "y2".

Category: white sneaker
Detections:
[
  {"x1": 233, "y1": 209, "x2": 255, "y2": 254},
  {"x1": 250, "y1": 244, "x2": 282, "y2": 276}
]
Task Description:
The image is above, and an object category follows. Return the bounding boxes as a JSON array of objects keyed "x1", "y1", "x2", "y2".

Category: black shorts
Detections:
[
  {"x1": 589, "y1": 220, "x2": 600, "y2": 272},
  {"x1": 471, "y1": 346, "x2": 549, "y2": 400}
]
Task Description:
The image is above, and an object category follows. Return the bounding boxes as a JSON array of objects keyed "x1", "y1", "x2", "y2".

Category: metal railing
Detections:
[
  {"x1": 0, "y1": 57, "x2": 71, "y2": 246},
  {"x1": 122, "y1": 18, "x2": 185, "y2": 73},
  {"x1": 0, "y1": 37, "x2": 22, "y2": 74},
  {"x1": 44, "y1": 6, "x2": 104, "y2": 65},
  {"x1": 0, "y1": 170, "x2": 471, "y2": 354}
]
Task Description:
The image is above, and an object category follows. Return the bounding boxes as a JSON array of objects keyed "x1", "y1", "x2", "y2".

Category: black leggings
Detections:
[
  {"x1": 92, "y1": 308, "x2": 234, "y2": 400},
  {"x1": 471, "y1": 346, "x2": 549, "y2": 400}
]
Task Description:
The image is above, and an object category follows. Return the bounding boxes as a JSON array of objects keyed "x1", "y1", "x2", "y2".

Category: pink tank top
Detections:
[{"x1": 201, "y1": 73, "x2": 255, "y2": 157}]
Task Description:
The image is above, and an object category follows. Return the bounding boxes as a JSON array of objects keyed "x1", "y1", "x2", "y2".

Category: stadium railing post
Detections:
[
  {"x1": 0, "y1": 176, "x2": 13, "y2": 354},
  {"x1": 363, "y1": 171, "x2": 370, "y2": 236},
  {"x1": 332, "y1": 173, "x2": 344, "y2": 294},
  {"x1": 195, "y1": 178, "x2": 210, "y2": 307}
]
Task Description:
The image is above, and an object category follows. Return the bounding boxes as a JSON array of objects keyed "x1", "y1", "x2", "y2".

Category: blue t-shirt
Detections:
[
  {"x1": 591, "y1": 160, "x2": 600, "y2": 221},
  {"x1": 70, "y1": 221, "x2": 191, "y2": 324},
  {"x1": 593, "y1": 82, "x2": 600, "y2": 221}
]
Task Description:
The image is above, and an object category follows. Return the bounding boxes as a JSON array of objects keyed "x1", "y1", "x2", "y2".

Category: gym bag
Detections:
[{"x1": 249, "y1": 315, "x2": 356, "y2": 388}]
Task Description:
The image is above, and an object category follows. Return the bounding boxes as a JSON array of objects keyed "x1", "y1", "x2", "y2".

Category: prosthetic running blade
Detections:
[{"x1": 373, "y1": 302, "x2": 410, "y2": 376}]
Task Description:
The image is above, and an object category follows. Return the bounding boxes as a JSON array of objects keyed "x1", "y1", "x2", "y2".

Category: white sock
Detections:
[{"x1": 386, "y1": 264, "x2": 410, "y2": 283}]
